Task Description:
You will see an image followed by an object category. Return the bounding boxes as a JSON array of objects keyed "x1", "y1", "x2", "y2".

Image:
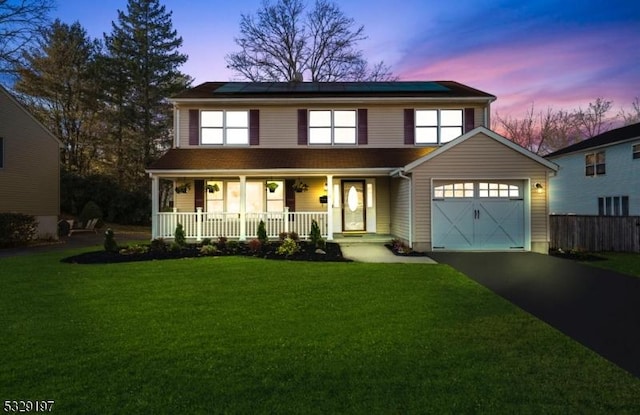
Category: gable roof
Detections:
[
  {"x1": 171, "y1": 81, "x2": 496, "y2": 102},
  {"x1": 147, "y1": 147, "x2": 435, "y2": 175},
  {"x1": 400, "y1": 126, "x2": 558, "y2": 173},
  {"x1": 545, "y1": 122, "x2": 640, "y2": 158},
  {"x1": 0, "y1": 85, "x2": 62, "y2": 147}
]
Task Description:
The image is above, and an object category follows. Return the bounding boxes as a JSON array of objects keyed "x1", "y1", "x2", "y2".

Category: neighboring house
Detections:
[
  {"x1": 546, "y1": 122, "x2": 640, "y2": 216},
  {"x1": 0, "y1": 85, "x2": 61, "y2": 239},
  {"x1": 147, "y1": 81, "x2": 557, "y2": 253}
]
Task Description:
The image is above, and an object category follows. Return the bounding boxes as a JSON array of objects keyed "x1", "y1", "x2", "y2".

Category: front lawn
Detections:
[
  {"x1": 583, "y1": 252, "x2": 640, "y2": 278},
  {"x1": 1, "y1": 249, "x2": 639, "y2": 413}
]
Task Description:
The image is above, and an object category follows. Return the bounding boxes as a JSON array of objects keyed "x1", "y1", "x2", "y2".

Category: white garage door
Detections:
[{"x1": 432, "y1": 181, "x2": 525, "y2": 250}]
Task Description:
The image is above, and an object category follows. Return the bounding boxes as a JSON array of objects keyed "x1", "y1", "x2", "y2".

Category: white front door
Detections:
[
  {"x1": 342, "y1": 180, "x2": 366, "y2": 232},
  {"x1": 432, "y1": 181, "x2": 525, "y2": 250}
]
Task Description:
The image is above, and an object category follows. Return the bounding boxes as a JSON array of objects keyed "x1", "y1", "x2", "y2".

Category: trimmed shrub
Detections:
[
  {"x1": 0, "y1": 213, "x2": 37, "y2": 247},
  {"x1": 216, "y1": 236, "x2": 228, "y2": 250},
  {"x1": 174, "y1": 223, "x2": 186, "y2": 247},
  {"x1": 150, "y1": 238, "x2": 168, "y2": 253},
  {"x1": 276, "y1": 237, "x2": 299, "y2": 257},
  {"x1": 309, "y1": 219, "x2": 325, "y2": 249},
  {"x1": 103, "y1": 228, "x2": 119, "y2": 253},
  {"x1": 257, "y1": 220, "x2": 268, "y2": 245},
  {"x1": 199, "y1": 244, "x2": 218, "y2": 256},
  {"x1": 78, "y1": 201, "x2": 104, "y2": 228},
  {"x1": 248, "y1": 238, "x2": 262, "y2": 253}
]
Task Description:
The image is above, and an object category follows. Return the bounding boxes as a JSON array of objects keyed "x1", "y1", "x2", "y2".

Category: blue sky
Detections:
[{"x1": 54, "y1": 0, "x2": 640, "y2": 118}]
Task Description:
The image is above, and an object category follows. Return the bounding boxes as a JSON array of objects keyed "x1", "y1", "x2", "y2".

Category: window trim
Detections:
[
  {"x1": 415, "y1": 109, "x2": 463, "y2": 145},
  {"x1": 200, "y1": 110, "x2": 249, "y2": 146},
  {"x1": 633, "y1": 143, "x2": 640, "y2": 160},
  {"x1": 308, "y1": 109, "x2": 357, "y2": 145}
]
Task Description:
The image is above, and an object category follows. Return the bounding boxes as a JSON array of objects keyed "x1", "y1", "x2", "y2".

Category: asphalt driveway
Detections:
[{"x1": 428, "y1": 252, "x2": 640, "y2": 379}]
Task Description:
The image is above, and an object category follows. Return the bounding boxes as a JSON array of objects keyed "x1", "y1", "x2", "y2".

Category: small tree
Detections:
[
  {"x1": 257, "y1": 220, "x2": 268, "y2": 245},
  {"x1": 174, "y1": 223, "x2": 186, "y2": 247},
  {"x1": 309, "y1": 219, "x2": 325, "y2": 249}
]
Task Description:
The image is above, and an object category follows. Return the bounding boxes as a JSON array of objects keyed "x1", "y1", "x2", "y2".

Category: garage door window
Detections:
[
  {"x1": 434, "y1": 183, "x2": 474, "y2": 198},
  {"x1": 478, "y1": 183, "x2": 519, "y2": 198}
]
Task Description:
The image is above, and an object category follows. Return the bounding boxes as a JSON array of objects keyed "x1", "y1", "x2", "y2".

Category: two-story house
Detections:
[
  {"x1": 547, "y1": 122, "x2": 640, "y2": 216},
  {"x1": 146, "y1": 81, "x2": 557, "y2": 253},
  {"x1": 0, "y1": 85, "x2": 61, "y2": 239}
]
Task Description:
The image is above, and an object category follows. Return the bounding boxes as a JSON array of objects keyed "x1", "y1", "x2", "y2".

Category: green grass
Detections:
[
  {"x1": 584, "y1": 252, "x2": 640, "y2": 278},
  {"x1": 1, "y1": 248, "x2": 639, "y2": 414}
]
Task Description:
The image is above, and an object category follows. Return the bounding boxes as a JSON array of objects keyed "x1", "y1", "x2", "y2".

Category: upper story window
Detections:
[
  {"x1": 415, "y1": 109, "x2": 463, "y2": 144},
  {"x1": 585, "y1": 151, "x2": 605, "y2": 176},
  {"x1": 309, "y1": 110, "x2": 356, "y2": 144},
  {"x1": 201, "y1": 110, "x2": 249, "y2": 145},
  {"x1": 633, "y1": 143, "x2": 640, "y2": 159}
]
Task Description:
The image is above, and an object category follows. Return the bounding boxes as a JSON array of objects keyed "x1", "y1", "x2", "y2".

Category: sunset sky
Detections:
[{"x1": 55, "y1": 0, "x2": 640, "y2": 119}]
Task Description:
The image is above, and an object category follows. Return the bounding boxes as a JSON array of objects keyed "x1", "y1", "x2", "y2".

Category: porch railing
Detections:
[{"x1": 155, "y1": 208, "x2": 328, "y2": 241}]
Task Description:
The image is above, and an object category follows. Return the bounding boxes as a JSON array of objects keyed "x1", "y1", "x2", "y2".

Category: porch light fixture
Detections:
[{"x1": 533, "y1": 182, "x2": 544, "y2": 193}]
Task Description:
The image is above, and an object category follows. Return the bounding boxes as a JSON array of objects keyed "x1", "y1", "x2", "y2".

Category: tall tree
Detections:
[
  {"x1": 619, "y1": 97, "x2": 640, "y2": 126},
  {"x1": 573, "y1": 97, "x2": 613, "y2": 138},
  {"x1": 15, "y1": 19, "x2": 103, "y2": 174},
  {"x1": 226, "y1": 0, "x2": 394, "y2": 82},
  {"x1": 103, "y1": 0, "x2": 190, "y2": 190},
  {"x1": 0, "y1": 0, "x2": 53, "y2": 77}
]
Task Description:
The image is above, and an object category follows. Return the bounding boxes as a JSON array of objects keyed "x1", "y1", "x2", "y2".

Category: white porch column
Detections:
[
  {"x1": 239, "y1": 175, "x2": 247, "y2": 241},
  {"x1": 151, "y1": 175, "x2": 159, "y2": 240},
  {"x1": 326, "y1": 174, "x2": 333, "y2": 240}
]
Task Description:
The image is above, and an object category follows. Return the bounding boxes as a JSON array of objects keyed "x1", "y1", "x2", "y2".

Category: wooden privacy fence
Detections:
[{"x1": 550, "y1": 215, "x2": 640, "y2": 252}]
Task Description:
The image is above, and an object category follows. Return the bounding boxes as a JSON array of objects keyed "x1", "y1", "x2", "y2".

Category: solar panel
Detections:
[{"x1": 214, "y1": 81, "x2": 450, "y2": 94}]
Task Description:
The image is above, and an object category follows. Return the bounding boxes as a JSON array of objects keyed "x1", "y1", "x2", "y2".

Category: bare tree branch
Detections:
[{"x1": 225, "y1": 0, "x2": 394, "y2": 81}]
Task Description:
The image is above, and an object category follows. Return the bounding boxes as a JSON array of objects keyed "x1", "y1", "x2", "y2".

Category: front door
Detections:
[{"x1": 342, "y1": 180, "x2": 366, "y2": 232}]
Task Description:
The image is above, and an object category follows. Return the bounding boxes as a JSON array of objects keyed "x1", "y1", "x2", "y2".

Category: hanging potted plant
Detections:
[
  {"x1": 175, "y1": 182, "x2": 190, "y2": 194},
  {"x1": 206, "y1": 183, "x2": 220, "y2": 193},
  {"x1": 266, "y1": 182, "x2": 279, "y2": 193},
  {"x1": 292, "y1": 179, "x2": 309, "y2": 193}
]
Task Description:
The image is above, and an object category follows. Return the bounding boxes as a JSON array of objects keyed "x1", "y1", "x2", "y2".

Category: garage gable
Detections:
[{"x1": 402, "y1": 127, "x2": 558, "y2": 173}]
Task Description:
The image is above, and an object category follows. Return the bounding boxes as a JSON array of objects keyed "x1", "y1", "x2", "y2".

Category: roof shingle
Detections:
[{"x1": 148, "y1": 148, "x2": 435, "y2": 171}]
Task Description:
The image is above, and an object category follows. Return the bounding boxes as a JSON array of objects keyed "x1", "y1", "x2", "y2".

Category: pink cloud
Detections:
[{"x1": 396, "y1": 29, "x2": 639, "y2": 119}]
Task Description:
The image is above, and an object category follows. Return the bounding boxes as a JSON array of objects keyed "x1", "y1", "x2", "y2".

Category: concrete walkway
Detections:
[
  {"x1": 429, "y1": 252, "x2": 640, "y2": 379},
  {"x1": 339, "y1": 243, "x2": 437, "y2": 263}
]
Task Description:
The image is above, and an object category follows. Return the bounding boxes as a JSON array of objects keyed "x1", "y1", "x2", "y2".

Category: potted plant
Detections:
[
  {"x1": 266, "y1": 182, "x2": 279, "y2": 193},
  {"x1": 206, "y1": 183, "x2": 220, "y2": 193},
  {"x1": 292, "y1": 179, "x2": 309, "y2": 193},
  {"x1": 175, "y1": 182, "x2": 190, "y2": 194}
]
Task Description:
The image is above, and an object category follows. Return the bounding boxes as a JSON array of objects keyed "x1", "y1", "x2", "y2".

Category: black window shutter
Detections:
[
  {"x1": 357, "y1": 109, "x2": 368, "y2": 145},
  {"x1": 249, "y1": 109, "x2": 259, "y2": 145},
  {"x1": 404, "y1": 109, "x2": 414, "y2": 144},
  {"x1": 194, "y1": 180, "x2": 204, "y2": 209},
  {"x1": 189, "y1": 109, "x2": 199, "y2": 145},
  {"x1": 298, "y1": 109, "x2": 308, "y2": 145},
  {"x1": 464, "y1": 108, "x2": 475, "y2": 133}
]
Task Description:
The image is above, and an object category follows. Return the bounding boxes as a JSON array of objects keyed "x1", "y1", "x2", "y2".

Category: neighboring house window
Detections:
[
  {"x1": 415, "y1": 109, "x2": 463, "y2": 144},
  {"x1": 633, "y1": 143, "x2": 640, "y2": 159},
  {"x1": 598, "y1": 196, "x2": 629, "y2": 216},
  {"x1": 201, "y1": 110, "x2": 249, "y2": 145},
  {"x1": 585, "y1": 151, "x2": 605, "y2": 176},
  {"x1": 309, "y1": 110, "x2": 356, "y2": 144}
]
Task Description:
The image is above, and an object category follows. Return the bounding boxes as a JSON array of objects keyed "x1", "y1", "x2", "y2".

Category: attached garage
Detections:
[
  {"x1": 432, "y1": 180, "x2": 525, "y2": 250},
  {"x1": 391, "y1": 127, "x2": 558, "y2": 254}
]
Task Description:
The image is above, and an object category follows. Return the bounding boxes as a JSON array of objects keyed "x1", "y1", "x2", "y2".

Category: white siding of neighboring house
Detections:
[{"x1": 549, "y1": 140, "x2": 640, "y2": 215}]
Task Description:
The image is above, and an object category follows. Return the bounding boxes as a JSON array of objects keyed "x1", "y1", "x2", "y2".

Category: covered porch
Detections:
[{"x1": 149, "y1": 173, "x2": 387, "y2": 241}]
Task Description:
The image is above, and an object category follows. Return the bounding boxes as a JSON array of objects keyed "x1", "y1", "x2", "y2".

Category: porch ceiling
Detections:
[{"x1": 147, "y1": 147, "x2": 435, "y2": 174}]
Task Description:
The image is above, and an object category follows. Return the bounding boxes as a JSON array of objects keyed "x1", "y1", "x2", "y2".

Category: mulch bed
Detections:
[
  {"x1": 548, "y1": 249, "x2": 606, "y2": 262},
  {"x1": 384, "y1": 243, "x2": 429, "y2": 257},
  {"x1": 61, "y1": 241, "x2": 349, "y2": 264}
]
